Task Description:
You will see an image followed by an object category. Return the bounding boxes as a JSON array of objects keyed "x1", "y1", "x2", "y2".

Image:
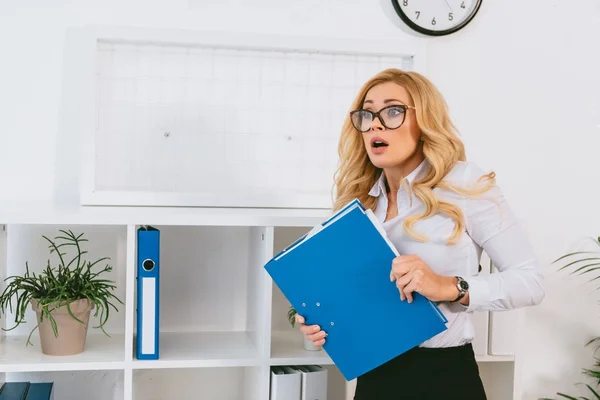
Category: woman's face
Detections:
[{"x1": 353, "y1": 82, "x2": 422, "y2": 170}]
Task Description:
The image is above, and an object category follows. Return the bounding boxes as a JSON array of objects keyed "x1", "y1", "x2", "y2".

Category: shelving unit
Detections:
[{"x1": 0, "y1": 204, "x2": 521, "y2": 399}]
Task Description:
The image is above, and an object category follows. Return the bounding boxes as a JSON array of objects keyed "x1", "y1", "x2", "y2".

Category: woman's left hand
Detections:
[{"x1": 390, "y1": 254, "x2": 456, "y2": 303}]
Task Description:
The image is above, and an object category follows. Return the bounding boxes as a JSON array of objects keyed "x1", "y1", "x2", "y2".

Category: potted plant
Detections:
[
  {"x1": 288, "y1": 306, "x2": 322, "y2": 351},
  {"x1": 0, "y1": 229, "x2": 124, "y2": 356}
]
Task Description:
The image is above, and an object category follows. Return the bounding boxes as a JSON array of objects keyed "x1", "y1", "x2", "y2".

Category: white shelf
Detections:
[
  {"x1": 0, "y1": 201, "x2": 329, "y2": 227},
  {"x1": 132, "y1": 331, "x2": 260, "y2": 369},
  {"x1": 0, "y1": 333, "x2": 125, "y2": 372}
]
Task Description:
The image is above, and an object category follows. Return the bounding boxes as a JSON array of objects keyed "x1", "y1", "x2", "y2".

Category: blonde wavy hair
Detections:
[{"x1": 333, "y1": 68, "x2": 496, "y2": 245}]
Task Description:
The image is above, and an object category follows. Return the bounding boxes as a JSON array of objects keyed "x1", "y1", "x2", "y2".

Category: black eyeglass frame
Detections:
[{"x1": 349, "y1": 104, "x2": 416, "y2": 132}]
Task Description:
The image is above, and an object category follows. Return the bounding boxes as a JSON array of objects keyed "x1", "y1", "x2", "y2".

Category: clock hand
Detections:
[{"x1": 444, "y1": 0, "x2": 453, "y2": 11}]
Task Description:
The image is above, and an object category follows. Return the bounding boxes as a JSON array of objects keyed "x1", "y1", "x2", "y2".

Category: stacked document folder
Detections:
[
  {"x1": 270, "y1": 365, "x2": 327, "y2": 400},
  {"x1": 264, "y1": 199, "x2": 448, "y2": 381},
  {"x1": 0, "y1": 382, "x2": 54, "y2": 400}
]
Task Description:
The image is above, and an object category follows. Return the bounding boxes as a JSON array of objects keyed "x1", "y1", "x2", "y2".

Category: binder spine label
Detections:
[{"x1": 141, "y1": 276, "x2": 157, "y2": 354}]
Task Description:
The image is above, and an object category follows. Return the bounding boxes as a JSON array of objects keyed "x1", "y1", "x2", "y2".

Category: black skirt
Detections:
[{"x1": 353, "y1": 343, "x2": 487, "y2": 400}]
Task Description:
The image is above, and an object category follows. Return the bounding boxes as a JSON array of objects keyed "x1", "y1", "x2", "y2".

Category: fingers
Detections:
[
  {"x1": 395, "y1": 272, "x2": 413, "y2": 301},
  {"x1": 296, "y1": 314, "x2": 321, "y2": 335},
  {"x1": 403, "y1": 271, "x2": 424, "y2": 303},
  {"x1": 306, "y1": 329, "x2": 327, "y2": 344},
  {"x1": 403, "y1": 280, "x2": 418, "y2": 303},
  {"x1": 390, "y1": 256, "x2": 421, "y2": 282},
  {"x1": 295, "y1": 313, "x2": 326, "y2": 346},
  {"x1": 395, "y1": 269, "x2": 423, "y2": 303}
]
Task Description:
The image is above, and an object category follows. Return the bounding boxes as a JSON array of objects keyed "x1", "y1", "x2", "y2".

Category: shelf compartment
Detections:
[
  {"x1": 132, "y1": 331, "x2": 260, "y2": 368},
  {"x1": 131, "y1": 225, "x2": 270, "y2": 363},
  {"x1": 133, "y1": 366, "x2": 265, "y2": 400},
  {"x1": 5, "y1": 369, "x2": 124, "y2": 400},
  {"x1": 0, "y1": 224, "x2": 128, "y2": 371}
]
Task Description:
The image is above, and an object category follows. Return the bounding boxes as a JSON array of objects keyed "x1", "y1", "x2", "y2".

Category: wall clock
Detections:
[{"x1": 390, "y1": 0, "x2": 483, "y2": 37}]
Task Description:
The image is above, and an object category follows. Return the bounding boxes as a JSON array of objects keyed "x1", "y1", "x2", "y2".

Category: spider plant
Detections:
[{"x1": 0, "y1": 229, "x2": 124, "y2": 346}]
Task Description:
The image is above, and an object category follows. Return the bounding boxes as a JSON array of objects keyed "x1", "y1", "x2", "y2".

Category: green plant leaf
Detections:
[
  {"x1": 556, "y1": 393, "x2": 579, "y2": 399},
  {"x1": 554, "y1": 237, "x2": 600, "y2": 292},
  {"x1": 287, "y1": 306, "x2": 297, "y2": 327},
  {"x1": 584, "y1": 384, "x2": 600, "y2": 399}
]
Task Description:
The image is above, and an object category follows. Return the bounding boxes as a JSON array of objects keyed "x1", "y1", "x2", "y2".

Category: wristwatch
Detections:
[{"x1": 452, "y1": 276, "x2": 469, "y2": 302}]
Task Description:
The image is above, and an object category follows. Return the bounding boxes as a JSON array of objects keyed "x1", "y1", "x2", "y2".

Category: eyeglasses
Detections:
[{"x1": 349, "y1": 104, "x2": 415, "y2": 132}]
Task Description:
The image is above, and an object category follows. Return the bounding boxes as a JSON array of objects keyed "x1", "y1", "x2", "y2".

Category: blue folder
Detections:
[
  {"x1": 0, "y1": 382, "x2": 29, "y2": 400},
  {"x1": 25, "y1": 382, "x2": 54, "y2": 400},
  {"x1": 264, "y1": 199, "x2": 448, "y2": 381},
  {"x1": 136, "y1": 225, "x2": 160, "y2": 360}
]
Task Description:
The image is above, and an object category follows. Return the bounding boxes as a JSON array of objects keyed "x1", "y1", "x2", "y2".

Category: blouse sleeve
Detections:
[{"x1": 455, "y1": 163, "x2": 545, "y2": 313}]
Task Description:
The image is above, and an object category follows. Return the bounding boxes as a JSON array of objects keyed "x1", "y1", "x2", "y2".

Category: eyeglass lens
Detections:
[{"x1": 351, "y1": 106, "x2": 406, "y2": 132}]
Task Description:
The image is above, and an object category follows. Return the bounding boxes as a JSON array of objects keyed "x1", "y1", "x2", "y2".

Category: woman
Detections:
[{"x1": 294, "y1": 69, "x2": 545, "y2": 399}]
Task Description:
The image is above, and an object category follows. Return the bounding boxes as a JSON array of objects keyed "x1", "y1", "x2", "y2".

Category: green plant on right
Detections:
[
  {"x1": 554, "y1": 236, "x2": 600, "y2": 350},
  {"x1": 553, "y1": 236, "x2": 600, "y2": 287},
  {"x1": 540, "y1": 236, "x2": 600, "y2": 399},
  {"x1": 538, "y1": 364, "x2": 600, "y2": 400}
]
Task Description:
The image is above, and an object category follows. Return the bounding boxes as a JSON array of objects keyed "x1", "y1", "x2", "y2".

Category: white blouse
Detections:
[{"x1": 370, "y1": 159, "x2": 545, "y2": 348}]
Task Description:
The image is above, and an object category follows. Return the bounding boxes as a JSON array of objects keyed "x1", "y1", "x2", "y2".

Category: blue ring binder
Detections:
[{"x1": 136, "y1": 225, "x2": 160, "y2": 360}]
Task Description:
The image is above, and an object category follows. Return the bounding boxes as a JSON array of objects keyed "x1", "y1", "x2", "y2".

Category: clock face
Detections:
[{"x1": 391, "y1": 0, "x2": 483, "y2": 36}]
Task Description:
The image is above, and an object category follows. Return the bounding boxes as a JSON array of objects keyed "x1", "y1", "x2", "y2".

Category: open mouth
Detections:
[{"x1": 370, "y1": 137, "x2": 389, "y2": 148}]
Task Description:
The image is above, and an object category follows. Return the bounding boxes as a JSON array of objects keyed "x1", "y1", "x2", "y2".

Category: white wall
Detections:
[
  {"x1": 1, "y1": 0, "x2": 599, "y2": 398},
  {"x1": 418, "y1": 2, "x2": 600, "y2": 399}
]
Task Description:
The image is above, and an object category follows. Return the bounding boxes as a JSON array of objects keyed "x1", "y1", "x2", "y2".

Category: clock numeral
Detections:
[
  {"x1": 448, "y1": 12, "x2": 454, "y2": 20},
  {"x1": 415, "y1": 11, "x2": 420, "y2": 19},
  {"x1": 431, "y1": 17, "x2": 436, "y2": 25},
  {"x1": 461, "y1": 1, "x2": 466, "y2": 8},
  {"x1": 403, "y1": 0, "x2": 408, "y2": 5}
]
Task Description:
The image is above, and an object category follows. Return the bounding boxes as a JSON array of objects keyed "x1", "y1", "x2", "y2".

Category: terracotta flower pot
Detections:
[{"x1": 30, "y1": 298, "x2": 94, "y2": 356}]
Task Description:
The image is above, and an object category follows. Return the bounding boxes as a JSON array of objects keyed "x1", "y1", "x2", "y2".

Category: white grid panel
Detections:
[{"x1": 93, "y1": 39, "x2": 413, "y2": 209}]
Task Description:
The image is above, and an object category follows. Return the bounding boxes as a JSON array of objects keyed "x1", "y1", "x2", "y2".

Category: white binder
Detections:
[
  {"x1": 270, "y1": 366, "x2": 301, "y2": 400},
  {"x1": 294, "y1": 365, "x2": 328, "y2": 400}
]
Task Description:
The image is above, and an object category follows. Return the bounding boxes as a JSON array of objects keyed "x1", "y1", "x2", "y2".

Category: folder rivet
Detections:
[
  {"x1": 302, "y1": 303, "x2": 306, "y2": 307},
  {"x1": 330, "y1": 322, "x2": 334, "y2": 326},
  {"x1": 316, "y1": 302, "x2": 320, "y2": 307}
]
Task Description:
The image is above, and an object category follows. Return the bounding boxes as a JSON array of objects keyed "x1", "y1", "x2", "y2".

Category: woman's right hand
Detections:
[{"x1": 295, "y1": 313, "x2": 327, "y2": 347}]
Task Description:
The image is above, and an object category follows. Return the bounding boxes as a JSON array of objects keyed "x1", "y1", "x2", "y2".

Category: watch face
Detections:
[{"x1": 459, "y1": 280, "x2": 469, "y2": 290}]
